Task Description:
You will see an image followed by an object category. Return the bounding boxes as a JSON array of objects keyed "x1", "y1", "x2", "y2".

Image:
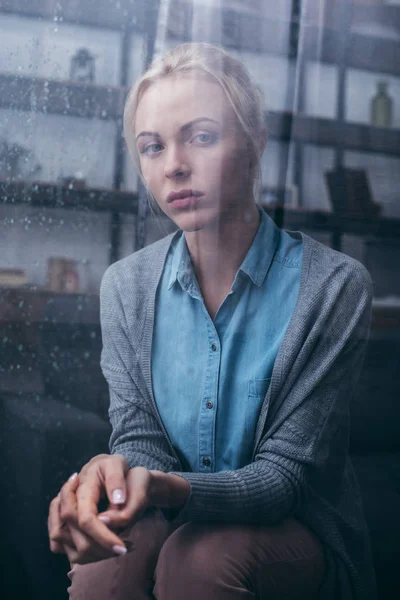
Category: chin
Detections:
[{"x1": 174, "y1": 213, "x2": 215, "y2": 233}]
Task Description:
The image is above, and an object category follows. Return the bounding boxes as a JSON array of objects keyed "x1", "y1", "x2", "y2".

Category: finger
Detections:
[
  {"x1": 67, "y1": 523, "x2": 118, "y2": 565},
  {"x1": 102, "y1": 454, "x2": 130, "y2": 508},
  {"x1": 97, "y1": 467, "x2": 151, "y2": 530},
  {"x1": 59, "y1": 472, "x2": 80, "y2": 526},
  {"x1": 48, "y1": 495, "x2": 75, "y2": 553},
  {"x1": 75, "y1": 465, "x2": 128, "y2": 553}
]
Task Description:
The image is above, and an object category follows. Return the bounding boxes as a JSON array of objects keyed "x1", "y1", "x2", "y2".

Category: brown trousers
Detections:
[{"x1": 67, "y1": 508, "x2": 325, "y2": 599}]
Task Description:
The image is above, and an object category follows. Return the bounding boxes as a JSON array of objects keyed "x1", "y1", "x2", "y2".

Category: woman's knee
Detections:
[
  {"x1": 154, "y1": 521, "x2": 256, "y2": 594},
  {"x1": 67, "y1": 508, "x2": 173, "y2": 600},
  {"x1": 153, "y1": 519, "x2": 326, "y2": 600}
]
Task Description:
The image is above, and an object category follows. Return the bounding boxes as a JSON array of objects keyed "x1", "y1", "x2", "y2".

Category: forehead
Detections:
[{"x1": 134, "y1": 73, "x2": 238, "y2": 134}]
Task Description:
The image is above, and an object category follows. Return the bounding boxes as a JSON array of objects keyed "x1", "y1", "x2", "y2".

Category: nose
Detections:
[{"x1": 163, "y1": 145, "x2": 191, "y2": 179}]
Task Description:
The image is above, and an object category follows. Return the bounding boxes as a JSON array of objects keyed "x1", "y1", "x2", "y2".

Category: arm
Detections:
[
  {"x1": 100, "y1": 265, "x2": 182, "y2": 473},
  {"x1": 164, "y1": 263, "x2": 373, "y2": 525}
]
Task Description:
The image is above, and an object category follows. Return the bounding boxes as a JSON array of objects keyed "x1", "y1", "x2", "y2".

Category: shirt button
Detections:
[
  {"x1": 206, "y1": 400, "x2": 213, "y2": 409},
  {"x1": 202, "y1": 457, "x2": 211, "y2": 467},
  {"x1": 211, "y1": 343, "x2": 217, "y2": 351}
]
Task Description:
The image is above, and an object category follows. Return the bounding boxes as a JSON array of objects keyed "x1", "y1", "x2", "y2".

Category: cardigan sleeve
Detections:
[
  {"x1": 100, "y1": 266, "x2": 181, "y2": 473},
  {"x1": 163, "y1": 262, "x2": 373, "y2": 525}
]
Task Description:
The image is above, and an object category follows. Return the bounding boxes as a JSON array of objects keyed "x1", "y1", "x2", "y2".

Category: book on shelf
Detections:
[{"x1": 0, "y1": 269, "x2": 28, "y2": 288}]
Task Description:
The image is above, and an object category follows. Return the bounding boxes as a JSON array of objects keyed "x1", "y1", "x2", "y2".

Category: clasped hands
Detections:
[{"x1": 47, "y1": 454, "x2": 191, "y2": 565}]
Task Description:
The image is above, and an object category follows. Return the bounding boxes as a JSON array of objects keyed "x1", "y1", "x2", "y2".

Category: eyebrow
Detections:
[{"x1": 135, "y1": 117, "x2": 219, "y2": 141}]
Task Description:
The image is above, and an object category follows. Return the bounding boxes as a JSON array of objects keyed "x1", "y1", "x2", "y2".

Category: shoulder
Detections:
[
  {"x1": 100, "y1": 231, "x2": 178, "y2": 298},
  {"x1": 300, "y1": 231, "x2": 373, "y2": 301}
]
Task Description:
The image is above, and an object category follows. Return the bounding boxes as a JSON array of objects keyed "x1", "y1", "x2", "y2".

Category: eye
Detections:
[
  {"x1": 141, "y1": 142, "x2": 163, "y2": 156},
  {"x1": 192, "y1": 132, "x2": 217, "y2": 145}
]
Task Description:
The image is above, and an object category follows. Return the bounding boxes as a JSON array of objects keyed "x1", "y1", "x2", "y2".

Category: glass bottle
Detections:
[{"x1": 371, "y1": 81, "x2": 393, "y2": 128}]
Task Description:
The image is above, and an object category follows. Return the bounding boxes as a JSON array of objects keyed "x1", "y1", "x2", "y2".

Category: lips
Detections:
[{"x1": 167, "y1": 189, "x2": 204, "y2": 203}]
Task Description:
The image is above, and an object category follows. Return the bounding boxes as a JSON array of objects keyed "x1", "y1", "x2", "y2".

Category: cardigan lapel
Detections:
[{"x1": 251, "y1": 231, "x2": 316, "y2": 458}]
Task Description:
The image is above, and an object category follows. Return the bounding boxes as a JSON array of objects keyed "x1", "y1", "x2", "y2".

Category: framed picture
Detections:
[{"x1": 325, "y1": 167, "x2": 381, "y2": 217}]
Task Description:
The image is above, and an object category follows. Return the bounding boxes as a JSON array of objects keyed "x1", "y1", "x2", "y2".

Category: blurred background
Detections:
[{"x1": 0, "y1": 1, "x2": 399, "y2": 599}]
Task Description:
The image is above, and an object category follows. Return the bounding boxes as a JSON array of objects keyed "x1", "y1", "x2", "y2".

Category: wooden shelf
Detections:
[
  {"x1": 352, "y1": 2, "x2": 400, "y2": 32},
  {"x1": 303, "y1": 28, "x2": 400, "y2": 77},
  {"x1": 1, "y1": 181, "x2": 400, "y2": 239},
  {"x1": 0, "y1": 74, "x2": 127, "y2": 120},
  {"x1": 267, "y1": 112, "x2": 400, "y2": 156},
  {"x1": 371, "y1": 305, "x2": 400, "y2": 332},
  {"x1": 0, "y1": 287, "x2": 100, "y2": 325},
  {"x1": 0, "y1": 0, "x2": 151, "y2": 32},
  {"x1": 1, "y1": 74, "x2": 399, "y2": 157},
  {"x1": 262, "y1": 204, "x2": 400, "y2": 240},
  {"x1": 0, "y1": 180, "x2": 138, "y2": 214},
  {"x1": 1, "y1": 285, "x2": 399, "y2": 330}
]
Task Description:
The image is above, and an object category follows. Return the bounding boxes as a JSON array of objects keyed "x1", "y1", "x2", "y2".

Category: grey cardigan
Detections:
[{"x1": 100, "y1": 223, "x2": 377, "y2": 600}]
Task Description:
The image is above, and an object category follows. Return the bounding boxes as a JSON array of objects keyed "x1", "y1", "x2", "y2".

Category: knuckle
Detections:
[
  {"x1": 59, "y1": 506, "x2": 74, "y2": 522},
  {"x1": 78, "y1": 513, "x2": 94, "y2": 530},
  {"x1": 50, "y1": 541, "x2": 63, "y2": 554},
  {"x1": 76, "y1": 539, "x2": 90, "y2": 556},
  {"x1": 114, "y1": 511, "x2": 130, "y2": 528},
  {"x1": 117, "y1": 455, "x2": 129, "y2": 470},
  {"x1": 49, "y1": 530, "x2": 62, "y2": 544},
  {"x1": 90, "y1": 453, "x2": 109, "y2": 466}
]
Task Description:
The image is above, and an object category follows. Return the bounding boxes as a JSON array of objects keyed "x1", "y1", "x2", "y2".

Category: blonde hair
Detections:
[{"x1": 123, "y1": 42, "x2": 266, "y2": 209}]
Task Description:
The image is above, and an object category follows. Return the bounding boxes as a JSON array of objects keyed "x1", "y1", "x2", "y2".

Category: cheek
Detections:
[{"x1": 217, "y1": 146, "x2": 250, "y2": 184}]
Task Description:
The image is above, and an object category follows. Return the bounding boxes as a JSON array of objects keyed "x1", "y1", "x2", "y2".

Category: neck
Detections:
[{"x1": 184, "y1": 200, "x2": 261, "y2": 290}]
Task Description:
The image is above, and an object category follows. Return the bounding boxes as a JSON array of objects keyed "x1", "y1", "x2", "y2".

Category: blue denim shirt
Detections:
[{"x1": 152, "y1": 206, "x2": 303, "y2": 473}]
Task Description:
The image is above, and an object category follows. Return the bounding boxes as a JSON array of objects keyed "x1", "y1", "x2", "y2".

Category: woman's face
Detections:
[{"x1": 134, "y1": 73, "x2": 255, "y2": 232}]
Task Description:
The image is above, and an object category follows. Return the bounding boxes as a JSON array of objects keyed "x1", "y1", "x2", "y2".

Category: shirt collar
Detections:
[
  {"x1": 167, "y1": 231, "x2": 192, "y2": 291},
  {"x1": 167, "y1": 205, "x2": 280, "y2": 291},
  {"x1": 238, "y1": 205, "x2": 280, "y2": 286}
]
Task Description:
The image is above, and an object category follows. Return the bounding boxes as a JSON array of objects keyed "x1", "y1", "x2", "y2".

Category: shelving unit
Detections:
[
  {"x1": 0, "y1": 0, "x2": 161, "y2": 262},
  {"x1": 168, "y1": 1, "x2": 400, "y2": 76},
  {"x1": 0, "y1": 0, "x2": 399, "y2": 322},
  {"x1": 0, "y1": 180, "x2": 138, "y2": 212},
  {"x1": 2, "y1": 282, "x2": 399, "y2": 331},
  {"x1": 2, "y1": 74, "x2": 399, "y2": 156},
  {"x1": 0, "y1": 286, "x2": 100, "y2": 325}
]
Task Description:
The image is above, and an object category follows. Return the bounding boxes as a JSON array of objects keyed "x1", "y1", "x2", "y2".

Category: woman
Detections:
[{"x1": 48, "y1": 42, "x2": 377, "y2": 600}]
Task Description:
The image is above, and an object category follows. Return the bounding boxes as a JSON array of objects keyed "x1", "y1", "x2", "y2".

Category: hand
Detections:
[
  {"x1": 48, "y1": 473, "x2": 123, "y2": 565},
  {"x1": 48, "y1": 453, "x2": 191, "y2": 565},
  {"x1": 48, "y1": 454, "x2": 133, "y2": 565}
]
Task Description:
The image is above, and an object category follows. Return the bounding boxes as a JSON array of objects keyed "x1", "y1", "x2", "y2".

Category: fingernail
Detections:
[
  {"x1": 98, "y1": 515, "x2": 110, "y2": 524},
  {"x1": 112, "y1": 489, "x2": 125, "y2": 504},
  {"x1": 112, "y1": 545, "x2": 127, "y2": 556},
  {"x1": 68, "y1": 473, "x2": 78, "y2": 482}
]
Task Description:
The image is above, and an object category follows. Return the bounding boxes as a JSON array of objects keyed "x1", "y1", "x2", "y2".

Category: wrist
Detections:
[{"x1": 149, "y1": 470, "x2": 191, "y2": 510}]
